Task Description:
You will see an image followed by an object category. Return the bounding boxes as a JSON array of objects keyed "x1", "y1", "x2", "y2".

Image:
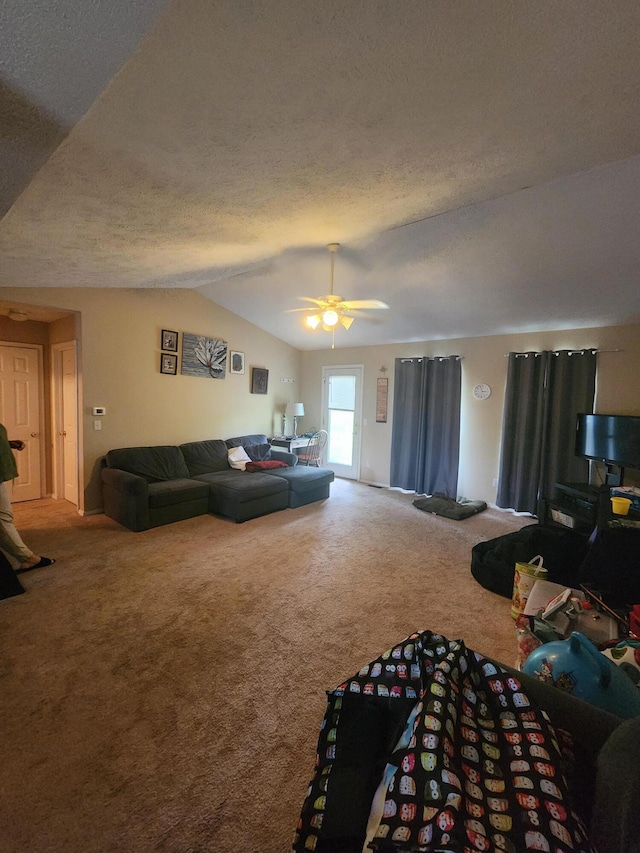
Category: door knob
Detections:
[{"x1": 30, "y1": 432, "x2": 38, "y2": 437}]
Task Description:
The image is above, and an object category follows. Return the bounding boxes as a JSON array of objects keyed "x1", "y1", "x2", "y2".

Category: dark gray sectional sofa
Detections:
[{"x1": 101, "y1": 433, "x2": 334, "y2": 531}]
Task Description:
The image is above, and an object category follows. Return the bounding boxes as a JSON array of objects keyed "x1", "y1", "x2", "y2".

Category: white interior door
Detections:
[
  {"x1": 321, "y1": 365, "x2": 364, "y2": 480},
  {"x1": 0, "y1": 344, "x2": 43, "y2": 502},
  {"x1": 52, "y1": 342, "x2": 79, "y2": 505},
  {"x1": 62, "y1": 346, "x2": 78, "y2": 504}
]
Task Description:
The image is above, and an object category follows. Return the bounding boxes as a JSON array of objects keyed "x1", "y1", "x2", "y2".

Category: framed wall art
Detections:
[
  {"x1": 180, "y1": 333, "x2": 227, "y2": 379},
  {"x1": 376, "y1": 377, "x2": 389, "y2": 422},
  {"x1": 229, "y1": 351, "x2": 245, "y2": 374},
  {"x1": 251, "y1": 367, "x2": 269, "y2": 394},
  {"x1": 160, "y1": 353, "x2": 178, "y2": 375},
  {"x1": 161, "y1": 329, "x2": 179, "y2": 352}
]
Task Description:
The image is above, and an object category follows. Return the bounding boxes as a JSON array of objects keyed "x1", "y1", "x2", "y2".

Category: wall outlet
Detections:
[
  {"x1": 493, "y1": 478, "x2": 498, "y2": 487},
  {"x1": 366, "y1": 459, "x2": 371, "y2": 468}
]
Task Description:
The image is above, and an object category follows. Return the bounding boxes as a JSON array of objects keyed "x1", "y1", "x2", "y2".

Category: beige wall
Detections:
[
  {"x1": 1, "y1": 288, "x2": 301, "y2": 513},
  {"x1": 301, "y1": 323, "x2": 640, "y2": 500},
  {"x1": 2, "y1": 285, "x2": 639, "y2": 515}
]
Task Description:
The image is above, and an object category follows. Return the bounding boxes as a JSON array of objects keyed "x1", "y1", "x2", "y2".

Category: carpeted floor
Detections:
[{"x1": 0, "y1": 479, "x2": 527, "y2": 852}]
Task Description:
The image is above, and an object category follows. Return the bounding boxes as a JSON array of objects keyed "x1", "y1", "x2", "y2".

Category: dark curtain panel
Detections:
[
  {"x1": 390, "y1": 356, "x2": 461, "y2": 498},
  {"x1": 390, "y1": 359, "x2": 426, "y2": 489},
  {"x1": 539, "y1": 350, "x2": 597, "y2": 504},
  {"x1": 497, "y1": 350, "x2": 596, "y2": 515},
  {"x1": 497, "y1": 352, "x2": 549, "y2": 513}
]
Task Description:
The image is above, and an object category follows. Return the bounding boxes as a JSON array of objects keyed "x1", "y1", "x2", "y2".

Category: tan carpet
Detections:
[{"x1": 0, "y1": 480, "x2": 527, "y2": 852}]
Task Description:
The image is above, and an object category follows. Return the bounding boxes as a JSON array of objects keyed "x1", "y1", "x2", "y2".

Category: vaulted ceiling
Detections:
[{"x1": 2, "y1": 1, "x2": 640, "y2": 349}]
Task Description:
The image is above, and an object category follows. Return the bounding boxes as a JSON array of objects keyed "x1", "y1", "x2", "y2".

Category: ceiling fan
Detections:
[{"x1": 287, "y1": 243, "x2": 389, "y2": 345}]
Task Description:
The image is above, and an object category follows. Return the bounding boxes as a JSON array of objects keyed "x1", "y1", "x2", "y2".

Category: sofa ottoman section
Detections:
[
  {"x1": 266, "y1": 466, "x2": 334, "y2": 508},
  {"x1": 192, "y1": 469, "x2": 289, "y2": 522}
]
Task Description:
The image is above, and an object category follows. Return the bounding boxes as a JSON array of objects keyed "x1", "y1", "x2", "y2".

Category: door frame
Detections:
[
  {"x1": 321, "y1": 364, "x2": 364, "y2": 480},
  {"x1": 0, "y1": 341, "x2": 46, "y2": 500},
  {"x1": 51, "y1": 341, "x2": 79, "y2": 504}
]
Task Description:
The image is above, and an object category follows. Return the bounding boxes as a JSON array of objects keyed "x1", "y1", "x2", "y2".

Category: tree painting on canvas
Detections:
[{"x1": 181, "y1": 333, "x2": 227, "y2": 379}]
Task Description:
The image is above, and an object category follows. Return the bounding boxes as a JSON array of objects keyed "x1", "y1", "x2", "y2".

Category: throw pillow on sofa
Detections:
[
  {"x1": 228, "y1": 446, "x2": 252, "y2": 470},
  {"x1": 245, "y1": 443, "x2": 272, "y2": 461},
  {"x1": 246, "y1": 460, "x2": 287, "y2": 472}
]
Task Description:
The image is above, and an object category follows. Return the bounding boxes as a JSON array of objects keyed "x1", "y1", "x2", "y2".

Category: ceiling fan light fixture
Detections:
[
  {"x1": 322, "y1": 308, "x2": 339, "y2": 328},
  {"x1": 290, "y1": 242, "x2": 389, "y2": 343}
]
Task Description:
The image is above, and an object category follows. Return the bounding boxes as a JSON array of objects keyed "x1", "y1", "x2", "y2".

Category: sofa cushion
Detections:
[
  {"x1": 193, "y1": 469, "x2": 288, "y2": 502},
  {"x1": 106, "y1": 446, "x2": 190, "y2": 482},
  {"x1": 245, "y1": 443, "x2": 272, "y2": 461},
  {"x1": 246, "y1": 460, "x2": 287, "y2": 471},
  {"x1": 225, "y1": 434, "x2": 269, "y2": 450},
  {"x1": 228, "y1": 446, "x2": 251, "y2": 470},
  {"x1": 179, "y1": 439, "x2": 229, "y2": 475},
  {"x1": 147, "y1": 478, "x2": 210, "y2": 509}
]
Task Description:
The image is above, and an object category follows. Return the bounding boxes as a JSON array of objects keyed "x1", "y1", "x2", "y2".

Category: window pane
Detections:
[
  {"x1": 328, "y1": 410, "x2": 354, "y2": 465},
  {"x1": 328, "y1": 375, "x2": 355, "y2": 411}
]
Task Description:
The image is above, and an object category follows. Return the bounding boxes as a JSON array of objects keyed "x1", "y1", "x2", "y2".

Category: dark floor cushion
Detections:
[{"x1": 413, "y1": 493, "x2": 487, "y2": 520}]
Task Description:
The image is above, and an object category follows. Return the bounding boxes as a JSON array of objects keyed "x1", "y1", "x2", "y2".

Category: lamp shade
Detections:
[{"x1": 286, "y1": 402, "x2": 305, "y2": 417}]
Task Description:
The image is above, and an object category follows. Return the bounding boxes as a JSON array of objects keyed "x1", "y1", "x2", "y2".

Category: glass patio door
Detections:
[{"x1": 321, "y1": 365, "x2": 363, "y2": 479}]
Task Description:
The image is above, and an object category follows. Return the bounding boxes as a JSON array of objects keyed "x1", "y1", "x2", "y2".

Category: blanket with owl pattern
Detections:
[{"x1": 292, "y1": 630, "x2": 594, "y2": 853}]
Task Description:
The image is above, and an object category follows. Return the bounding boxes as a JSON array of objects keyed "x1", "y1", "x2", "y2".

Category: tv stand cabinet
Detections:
[
  {"x1": 543, "y1": 482, "x2": 640, "y2": 608},
  {"x1": 543, "y1": 482, "x2": 602, "y2": 534}
]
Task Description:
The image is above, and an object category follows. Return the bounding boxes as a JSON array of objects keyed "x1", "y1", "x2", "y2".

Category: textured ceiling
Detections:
[{"x1": 1, "y1": 1, "x2": 640, "y2": 348}]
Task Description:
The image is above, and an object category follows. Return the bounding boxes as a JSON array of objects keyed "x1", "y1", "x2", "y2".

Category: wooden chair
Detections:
[{"x1": 296, "y1": 430, "x2": 328, "y2": 467}]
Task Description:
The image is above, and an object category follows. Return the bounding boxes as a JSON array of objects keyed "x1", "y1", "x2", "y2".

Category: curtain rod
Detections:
[
  {"x1": 399, "y1": 355, "x2": 462, "y2": 363},
  {"x1": 506, "y1": 348, "x2": 621, "y2": 357}
]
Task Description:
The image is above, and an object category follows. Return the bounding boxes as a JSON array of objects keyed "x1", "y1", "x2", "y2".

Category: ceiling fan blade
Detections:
[
  {"x1": 286, "y1": 307, "x2": 319, "y2": 313},
  {"x1": 345, "y1": 310, "x2": 387, "y2": 323},
  {"x1": 298, "y1": 296, "x2": 326, "y2": 306},
  {"x1": 341, "y1": 299, "x2": 389, "y2": 310}
]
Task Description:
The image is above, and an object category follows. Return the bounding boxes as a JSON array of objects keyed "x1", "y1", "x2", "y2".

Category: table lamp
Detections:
[{"x1": 286, "y1": 402, "x2": 305, "y2": 437}]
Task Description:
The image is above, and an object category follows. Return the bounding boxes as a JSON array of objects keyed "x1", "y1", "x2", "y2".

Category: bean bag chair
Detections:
[{"x1": 471, "y1": 523, "x2": 589, "y2": 598}]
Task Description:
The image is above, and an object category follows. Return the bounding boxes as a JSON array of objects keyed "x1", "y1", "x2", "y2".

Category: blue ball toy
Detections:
[{"x1": 522, "y1": 631, "x2": 640, "y2": 719}]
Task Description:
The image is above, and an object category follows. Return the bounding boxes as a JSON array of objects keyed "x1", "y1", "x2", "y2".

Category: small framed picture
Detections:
[
  {"x1": 160, "y1": 353, "x2": 178, "y2": 375},
  {"x1": 251, "y1": 367, "x2": 269, "y2": 394},
  {"x1": 161, "y1": 329, "x2": 179, "y2": 352},
  {"x1": 229, "y1": 351, "x2": 245, "y2": 374}
]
